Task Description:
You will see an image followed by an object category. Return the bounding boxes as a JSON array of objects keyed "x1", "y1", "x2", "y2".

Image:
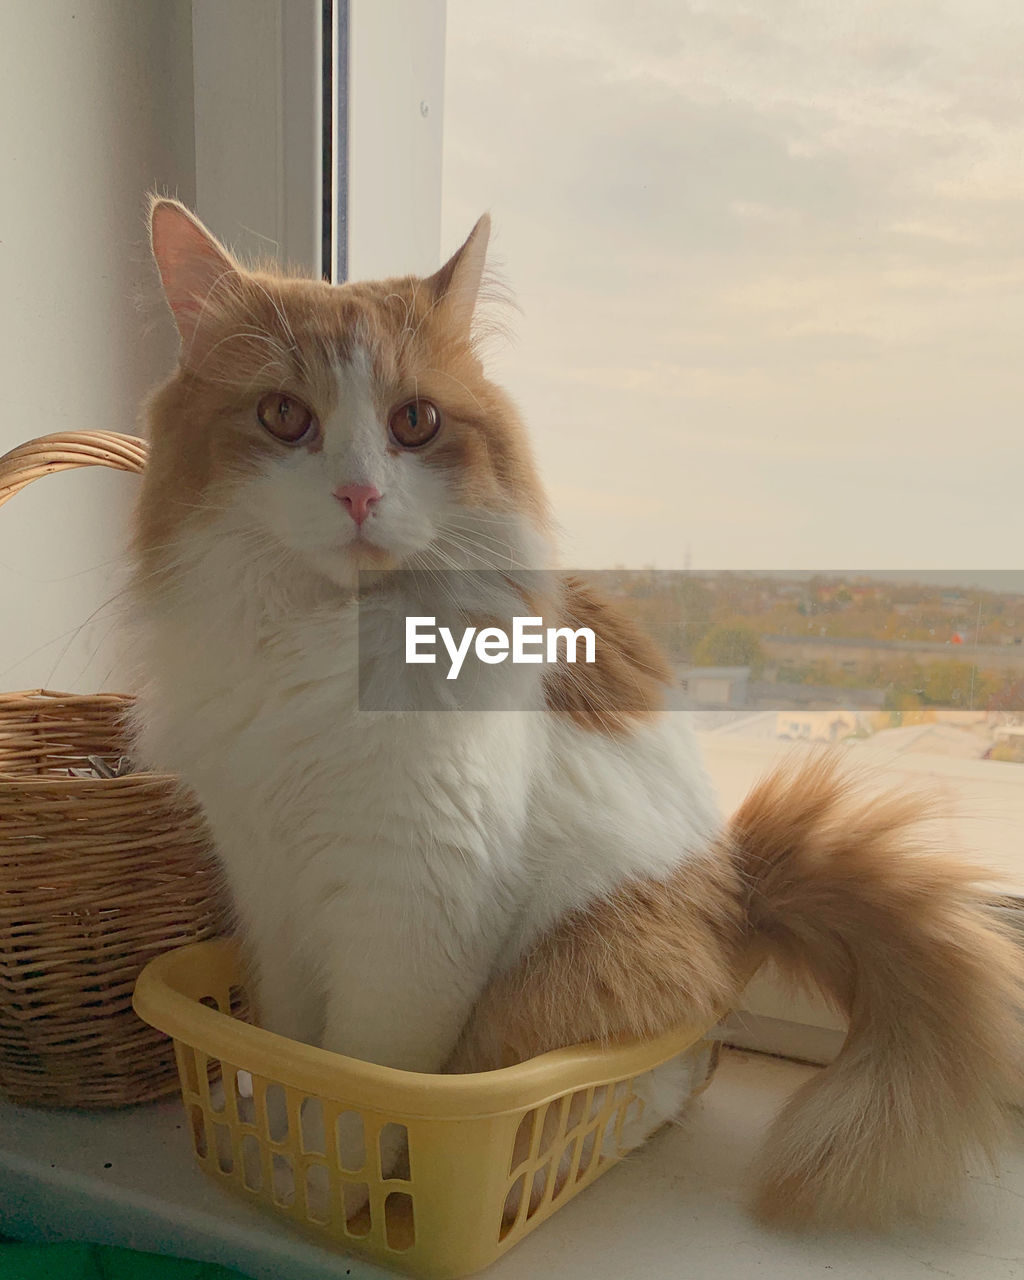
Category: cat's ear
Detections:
[
  {"x1": 427, "y1": 214, "x2": 491, "y2": 333},
  {"x1": 149, "y1": 197, "x2": 240, "y2": 362}
]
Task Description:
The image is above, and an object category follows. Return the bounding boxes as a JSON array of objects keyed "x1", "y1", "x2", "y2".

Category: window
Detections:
[
  {"x1": 4, "y1": 1, "x2": 1021, "y2": 1066},
  {"x1": 440, "y1": 3, "x2": 1024, "y2": 1059}
]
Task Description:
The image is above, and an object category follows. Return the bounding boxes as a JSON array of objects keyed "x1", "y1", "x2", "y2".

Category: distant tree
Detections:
[
  {"x1": 986, "y1": 676, "x2": 1024, "y2": 713},
  {"x1": 921, "y1": 660, "x2": 982, "y2": 708},
  {"x1": 693, "y1": 625, "x2": 764, "y2": 672},
  {"x1": 884, "y1": 688, "x2": 923, "y2": 715}
]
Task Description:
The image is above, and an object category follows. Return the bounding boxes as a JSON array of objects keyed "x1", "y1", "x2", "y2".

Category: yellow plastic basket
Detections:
[{"x1": 134, "y1": 939, "x2": 722, "y2": 1278}]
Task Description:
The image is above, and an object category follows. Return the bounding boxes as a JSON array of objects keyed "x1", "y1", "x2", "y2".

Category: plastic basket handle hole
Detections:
[
  {"x1": 551, "y1": 1137, "x2": 579, "y2": 1202},
  {"x1": 181, "y1": 1049, "x2": 200, "y2": 1096},
  {"x1": 300, "y1": 1096, "x2": 326, "y2": 1154},
  {"x1": 343, "y1": 1183, "x2": 371, "y2": 1235},
  {"x1": 189, "y1": 1105, "x2": 207, "y2": 1159},
  {"x1": 384, "y1": 1192, "x2": 415, "y2": 1251},
  {"x1": 305, "y1": 1163, "x2": 331, "y2": 1223},
  {"x1": 510, "y1": 1111, "x2": 535, "y2": 1175},
  {"x1": 213, "y1": 1123, "x2": 233, "y2": 1174},
  {"x1": 500, "y1": 1174, "x2": 526, "y2": 1239},
  {"x1": 379, "y1": 1122, "x2": 410, "y2": 1181},
  {"x1": 577, "y1": 1129, "x2": 598, "y2": 1181},
  {"x1": 527, "y1": 1165, "x2": 549, "y2": 1219},
  {"x1": 234, "y1": 1071, "x2": 256, "y2": 1126},
  {"x1": 537, "y1": 1099, "x2": 564, "y2": 1156},
  {"x1": 264, "y1": 1083, "x2": 289, "y2": 1142},
  {"x1": 271, "y1": 1153, "x2": 295, "y2": 1206},
  {"x1": 241, "y1": 1134, "x2": 262, "y2": 1190},
  {"x1": 336, "y1": 1110, "x2": 365, "y2": 1171}
]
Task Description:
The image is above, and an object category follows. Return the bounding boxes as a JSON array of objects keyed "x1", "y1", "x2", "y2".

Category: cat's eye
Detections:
[
  {"x1": 389, "y1": 399, "x2": 441, "y2": 449},
  {"x1": 257, "y1": 392, "x2": 317, "y2": 444}
]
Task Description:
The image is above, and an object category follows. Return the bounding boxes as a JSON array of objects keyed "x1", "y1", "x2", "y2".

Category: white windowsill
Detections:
[{"x1": 3, "y1": 1049, "x2": 1021, "y2": 1279}]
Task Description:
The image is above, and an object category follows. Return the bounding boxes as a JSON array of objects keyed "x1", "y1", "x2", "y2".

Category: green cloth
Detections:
[{"x1": 0, "y1": 1241, "x2": 253, "y2": 1280}]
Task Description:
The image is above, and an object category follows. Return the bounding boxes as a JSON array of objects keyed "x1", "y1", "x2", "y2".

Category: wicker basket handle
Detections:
[{"x1": 0, "y1": 431, "x2": 148, "y2": 511}]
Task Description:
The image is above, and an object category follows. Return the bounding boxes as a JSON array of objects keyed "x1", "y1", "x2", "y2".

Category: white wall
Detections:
[{"x1": 0, "y1": 1, "x2": 195, "y2": 693}]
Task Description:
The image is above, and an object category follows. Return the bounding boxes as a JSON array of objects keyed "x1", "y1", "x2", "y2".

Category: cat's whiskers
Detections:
[
  {"x1": 432, "y1": 532, "x2": 506, "y2": 572},
  {"x1": 191, "y1": 327, "x2": 294, "y2": 383},
  {"x1": 401, "y1": 281, "x2": 455, "y2": 357},
  {"x1": 247, "y1": 278, "x2": 302, "y2": 361},
  {"x1": 415, "y1": 540, "x2": 468, "y2": 577},
  {"x1": 404, "y1": 554, "x2": 467, "y2": 617},
  {"x1": 421, "y1": 367, "x2": 486, "y2": 414},
  {"x1": 441, "y1": 508, "x2": 525, "y2": 527},
  {"x1": 1, "y1": 544, "x2": 201, "y2": 684},
  {"x1": 437, "y1": 531, "x2": 524, "y2": 575},
  {"x1": 382, "y1": 290, "x2": 417, "y2": 350},
  {"x1": 1, "y1": 588, "x2": 128, "y2": 685},
  {"x1": 440, "y1": 517, "x2": 521, "y2": 558}
]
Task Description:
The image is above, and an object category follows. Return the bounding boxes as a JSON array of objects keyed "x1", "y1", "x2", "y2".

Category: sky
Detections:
[{"x1": 440, "y1": 1, "x2": 1024, "y2": 572}]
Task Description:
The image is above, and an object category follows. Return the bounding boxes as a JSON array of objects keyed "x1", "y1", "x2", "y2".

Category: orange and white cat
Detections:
[{"x1": 130, "y1": 198, "x2": 1022, "y2": 1228}]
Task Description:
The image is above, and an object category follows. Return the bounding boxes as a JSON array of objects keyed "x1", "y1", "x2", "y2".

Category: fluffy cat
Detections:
[{"x1": 129, "y1": 197, "x2": 1023, "y2": 1228}]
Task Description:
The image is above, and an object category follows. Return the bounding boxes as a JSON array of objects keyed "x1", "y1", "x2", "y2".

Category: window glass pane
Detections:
[
  {"x1": 442, "y1": 2, "x2": 1024, "y2": 570},
  {"x1": 441, "y1": 3, "x2": 1024, "y2": 886}
]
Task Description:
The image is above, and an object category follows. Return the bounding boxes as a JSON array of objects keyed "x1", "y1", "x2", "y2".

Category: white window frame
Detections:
[
  {"x1": 191, "y1": 0, "x2": 326, "y2": 274},
  {"x1": 191, "y1": 0, "x2": 446, "y2": 282},
  {"x1": 343, "y1": 0, "x2": 446, "y2": 281}
]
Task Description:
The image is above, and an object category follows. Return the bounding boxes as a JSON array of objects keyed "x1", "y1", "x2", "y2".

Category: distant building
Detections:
[
  {"x1": 940, "y1": 591, "x2": 968, "y2": 611},
  {"x1": 776, "y1": 710, "x2": 869, "y2": 743},
  {"x1": 749, "y1": 680, "x2": 886, "y2": 711},
  {"x1": 763, "y1": 633, "x2": 1024, "y2": 674},
  {"x1": 851, "y1": 722, "x2": 992, "y2": 760},
  {"x1": 676, "y1": 666, "x2": 751, "y2": 709}
]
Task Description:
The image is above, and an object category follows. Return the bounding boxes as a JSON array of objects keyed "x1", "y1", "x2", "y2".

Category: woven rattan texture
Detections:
[{"x1": 0, "y1": 433, "x2": 230, "y2": 1107}]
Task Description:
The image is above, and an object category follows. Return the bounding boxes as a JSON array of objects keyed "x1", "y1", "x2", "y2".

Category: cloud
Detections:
[{"x1": 442, "y1": 1, "x2": 1024, "y2": 569}]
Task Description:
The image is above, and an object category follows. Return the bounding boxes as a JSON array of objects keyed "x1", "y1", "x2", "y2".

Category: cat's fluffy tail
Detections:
[{"x1": 731, "y1": 752, "x2": 1024, "y2": 1227}]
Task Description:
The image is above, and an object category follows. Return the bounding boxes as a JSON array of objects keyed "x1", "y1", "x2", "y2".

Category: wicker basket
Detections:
[{"x1": 0, "y1": 431, "x2": 230, "y2": 1108}]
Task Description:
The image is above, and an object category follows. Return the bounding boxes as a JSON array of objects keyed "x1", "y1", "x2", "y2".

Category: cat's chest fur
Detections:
[
  {"x1": 134, "y1": 585, "x2": 550, "y2": 1068},
  {"x1": 142, "y1": 597, "x2": 543, "y2": 884},
  {"x1": 131, "y1": 551, "x2": 718, "y2": 1069}
]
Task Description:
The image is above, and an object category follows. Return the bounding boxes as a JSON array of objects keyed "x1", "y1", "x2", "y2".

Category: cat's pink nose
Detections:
[{"x1": 334, "y1": 483, "x2": 381, "y2": 526}]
